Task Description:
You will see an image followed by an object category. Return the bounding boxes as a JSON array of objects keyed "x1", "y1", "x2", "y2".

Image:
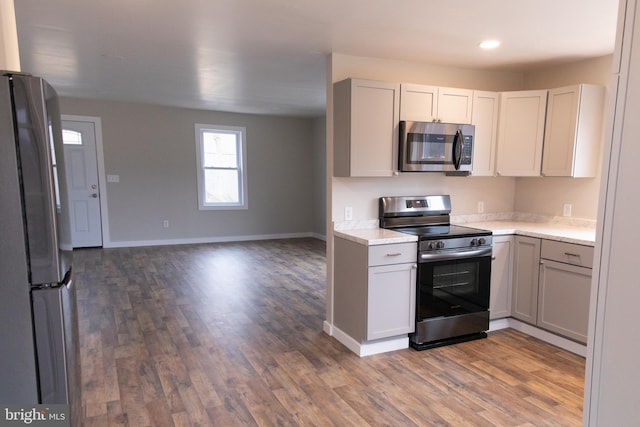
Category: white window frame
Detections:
[{"x1": 195, "y1": 123, "x2": 248, "y2": 210}]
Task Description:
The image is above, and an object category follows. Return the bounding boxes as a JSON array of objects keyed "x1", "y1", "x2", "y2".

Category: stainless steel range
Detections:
[{"x1": 379, "y1": 195, "x2": 492, "y2": 350}]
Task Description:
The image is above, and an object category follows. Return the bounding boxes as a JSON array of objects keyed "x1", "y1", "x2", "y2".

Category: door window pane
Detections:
[{"x1": 62, "y1": 129, "x2": 83, "y2": 145}]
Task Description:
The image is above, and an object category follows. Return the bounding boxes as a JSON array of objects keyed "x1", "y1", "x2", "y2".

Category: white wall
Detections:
[
  {"x1": 586, "y1": 1, "x2": 640, "y2": 423},
  {"x1": 311, "y1": 116, "x2": 327, "y2": 236},
  {"x1": 60, "y1": 98, "x2": 324, "y2": 245}
]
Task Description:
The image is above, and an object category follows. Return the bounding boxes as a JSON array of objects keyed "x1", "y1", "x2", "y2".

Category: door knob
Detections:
[{"x1": 90, "y1": 193, "x2": 98, "y2": 198}]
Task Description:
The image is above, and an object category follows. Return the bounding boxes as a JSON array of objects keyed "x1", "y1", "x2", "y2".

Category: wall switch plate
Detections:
[
  {"x1": 563, "y1": 203, "x2": 572, "y2": 217},
  {"x1": 477, "y1": 201, "x2": 485, "y2": 214},
  {"x1": 163, "y1": 220, "x2": 169, "y2": 228},
  {"x1": 107, "y1": 174, "x2": 120, "y2": 183},
  {"x1": 344, "y1": 207, "x2": 353, "y2": 221}
]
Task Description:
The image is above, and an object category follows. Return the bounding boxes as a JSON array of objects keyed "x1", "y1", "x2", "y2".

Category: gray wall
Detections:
[
  {"x1": 60, "y1": 98, "x2": 326, "y2": 246},
  {"x1": 311, "y1": 116, "x2": 327, "y2": 237}
]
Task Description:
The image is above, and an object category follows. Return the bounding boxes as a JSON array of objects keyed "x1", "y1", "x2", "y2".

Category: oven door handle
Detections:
[{"x1": 419, "y1": 247, "x2": 492, "y2": 262}]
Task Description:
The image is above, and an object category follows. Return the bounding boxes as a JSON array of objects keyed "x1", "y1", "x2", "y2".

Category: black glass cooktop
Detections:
[{"x1": 393, "y1": 224, "x2": 491, "y2": 239}]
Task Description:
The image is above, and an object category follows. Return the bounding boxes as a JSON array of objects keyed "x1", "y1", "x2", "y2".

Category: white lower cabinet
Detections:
[
  {"x1": 334, "y1": 237, "x2": 416, "y2": 343},
  {"x1": 510, "y1": 236, "x2": 593, "y2": 344},
  {"x1": 511, "y1": 236, "x2": 541, "y2": 324},
  {"x1": 367, "y1": 262, "x2": 417, "y2": 340},
  {"x1": 490, "y1": 236, "x2": 513, "y2": 319},
  {"x1": 537, "y1": 240, "x2": 593, "y2": 344}
]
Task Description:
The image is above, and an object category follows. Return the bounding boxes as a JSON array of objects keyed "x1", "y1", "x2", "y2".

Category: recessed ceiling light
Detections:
[{"x1": 479, "y1": 40, "x2": 501, "y2": 50}]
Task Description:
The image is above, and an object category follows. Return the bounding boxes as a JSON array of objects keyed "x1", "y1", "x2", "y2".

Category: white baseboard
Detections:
[
  {"x1": 326, "y1": 318, "x2": 586, "y2": 358},
  {"x1": 327, "y1": 324, "x2": 409, "y2": 357},
  {"x1": 490, "y1": 317, "x2": 587, "y2": 357},
  {"x1": 323, "y1": 320, "x2": 333, "y2": 335},
  {"x1": 103, "y1": 232, "x2": 326, "y2": 248}
]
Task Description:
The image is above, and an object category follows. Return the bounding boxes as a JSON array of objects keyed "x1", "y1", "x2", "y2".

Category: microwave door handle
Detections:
[{"x1": 452, "y1": 129, "x2": 463, "y2": 170}]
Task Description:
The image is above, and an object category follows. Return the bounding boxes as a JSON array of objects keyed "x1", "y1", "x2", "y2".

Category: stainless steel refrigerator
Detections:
[{"x1": 0, "y1": 72, "x2": 80, "y2": 424}]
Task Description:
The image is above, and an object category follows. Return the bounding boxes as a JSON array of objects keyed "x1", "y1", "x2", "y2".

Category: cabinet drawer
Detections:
[
  {"x1": 368, "y1": 243, "x2": 417, "y2": 266},
  {"x1": 541, "y1": 240, "x2": 594, "y2": 268}
]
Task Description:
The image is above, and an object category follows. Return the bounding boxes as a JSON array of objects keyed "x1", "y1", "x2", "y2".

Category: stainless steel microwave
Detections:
[{"x1": 399, "y1": 121, "x2": 474, "y2": 172}]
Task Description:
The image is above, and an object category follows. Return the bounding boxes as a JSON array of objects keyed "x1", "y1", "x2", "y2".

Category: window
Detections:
[
  {"x1": 62, "y1": 129, "x2": 83, "y2": 145},
  {"x1": 195, "y1": 124, "x2": 247, "y2": 210}
]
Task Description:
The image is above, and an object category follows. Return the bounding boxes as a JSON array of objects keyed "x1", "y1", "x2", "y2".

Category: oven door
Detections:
[{"x1": 417, "y1": 248, "x2": 492, "y2": 321}]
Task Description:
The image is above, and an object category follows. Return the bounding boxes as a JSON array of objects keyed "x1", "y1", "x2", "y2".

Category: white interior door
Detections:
[{"x1": 62, "y1": 120, "x2": 103, "y2": 247}]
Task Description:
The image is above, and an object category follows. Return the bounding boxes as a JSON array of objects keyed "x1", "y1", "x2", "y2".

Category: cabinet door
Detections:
[
  {"x1": 511, "y1": 236, "x2": 541, "y2": 324},
  {"x1": 333, "y1": 79, "x2": 400, "y2": 177},
  {"x1": 471, "y1": 91, "x2": 500, "y2": 176},
  {"x1": 437, "y1": 87, "x2": 473, "y2": 124},
  {"x1": 400, "y1": 84, "x2": 473, "y2": 123},
  {"x1": 538, "y1": 259, "x2": 591, "y2": 343},
  {"x1": 496, "y1": 90, "x2": 548, "y2": 176},
  {"x1": 400, "y1": 84, "x2": 439, "y2": 121},
  {"x1": 490, "y1": 236, "x2": 513, "y2": 319},
  {"x1": 542, "y1": 84, "x2": 604, "y2": 177},
  {"x1": 541, "y1": 86, "x2": 580, "y2": 176},
  {"x1": 367, "y1": 263, "x2": 416, "y2": 341}
]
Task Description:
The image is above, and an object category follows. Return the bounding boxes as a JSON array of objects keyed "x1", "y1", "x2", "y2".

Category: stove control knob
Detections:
[
  {"x1": 436, "y1": 240, "x2": 445, "y2": 249},
  {"x1": 470, "y1": 238, "x2": 478, "y2": 246},
  {"x1": 426, "y1": 241, "x2": 435, "y2": 250},
  {"x1": 478, "y1": 237, "x2": 486, "y2": 246}
]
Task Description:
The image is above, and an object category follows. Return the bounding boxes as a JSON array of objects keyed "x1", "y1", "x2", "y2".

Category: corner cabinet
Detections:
[
  {"x1": 496, "y1": 90, "x2": 548, "y2": 177},
  {"x1": 400, "y1": 84, "x2": 473, "y2": 124},
  {"x1": 541, "y1": 84, "x2": 605, "y2": 177},
  {"x1": 537, "y1": 240, "x2": 593, "y2": 344},
  {"x1": 333, "y1": 79, "x2": 400, "y2": 177},
  {"x1": 490, "y1": 236, "x2": 513, "y2": 319},
  {"x1": 470, "y1": 91, "x2": 500, "y2": 177},
  {"x1": 334, "y1": 237, "x2": 417, "y2": 342},
  {"x1": 510, "y1": 236, "x2": 593, "y2": 345}
]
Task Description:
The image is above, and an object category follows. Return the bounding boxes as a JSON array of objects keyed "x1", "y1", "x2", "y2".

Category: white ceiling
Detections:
[{"x1": 14, "y1": 0, "x2": 619, "y2": 117}]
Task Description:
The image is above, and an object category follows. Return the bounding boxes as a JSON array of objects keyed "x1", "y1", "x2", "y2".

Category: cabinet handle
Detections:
[
  {"x1": 386, "y1": 253, "x2": 402, "y2": 257},
  {"x1": 412, "y1": 264, "x2": 417, "y2": 269},
  {"x1": 491, "y1": 256, "x2": 496, "y2": 261},
  {"x1": 564, "y1": 252, "x2": 581, "y2": 258}
]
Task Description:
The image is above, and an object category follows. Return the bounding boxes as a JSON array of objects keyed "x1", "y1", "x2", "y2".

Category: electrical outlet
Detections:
[
  {"x1": 477, "y1": 201, "x2": 485, "y2": 214},
  {"x1": 163, "y1": 220, "x2": 169, "y2": 228},
  {"x1": 344, "y1": 207, "x2": 353, "y2": 221},
  {"x1": 563, "y1": 204, "x2": 572, "y2": 217}
]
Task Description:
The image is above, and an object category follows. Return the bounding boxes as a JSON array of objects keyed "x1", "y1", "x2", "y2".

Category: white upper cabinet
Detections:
[
  {"x1": 541, "y1": 84, "x2": 605, "y2": 177},
  {"x1": 470, "y1": 91, "x2": 500, "y2": 176},
  {"x1": 400, "y1": 84, "x2": 473, "y2": 124},
  {"x1": 333, "y1": 78, "x2": 400, "y2": 177},
  {"x1": 496, "y1": 90, "x2": 548, "y2": 177}
]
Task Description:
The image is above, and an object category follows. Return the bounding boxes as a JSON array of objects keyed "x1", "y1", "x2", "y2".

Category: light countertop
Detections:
[
  {"x1": 334, "y1": 228, "x2": 418, "y2": 246},
  {"x1": 334, "y1": 220, "x2": 596, "y2": 246},
  {"x1": 459, "y1": 220, "x2": 596, "y2": 246}
]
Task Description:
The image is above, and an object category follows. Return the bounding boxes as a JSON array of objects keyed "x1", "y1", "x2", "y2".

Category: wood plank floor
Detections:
[{"x1": 74, "y1": 238, "x2": 585, "y2": 426}]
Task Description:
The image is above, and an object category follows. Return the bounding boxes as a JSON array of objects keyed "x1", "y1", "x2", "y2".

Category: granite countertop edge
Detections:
[
  {"x1": 333, "y1": 220, "x2": 596, "y2": 247},
  {"x1": 459, "y1": 221, "x2": 596, "y2": 247},
  {"x1": 333, "y1": 228, "x2": 418, "y2": 246}
]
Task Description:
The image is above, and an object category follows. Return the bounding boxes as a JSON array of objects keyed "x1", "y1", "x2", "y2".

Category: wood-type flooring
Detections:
[{"x1": 74, "y1": 238, "x2": 585, "y2": 426}]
